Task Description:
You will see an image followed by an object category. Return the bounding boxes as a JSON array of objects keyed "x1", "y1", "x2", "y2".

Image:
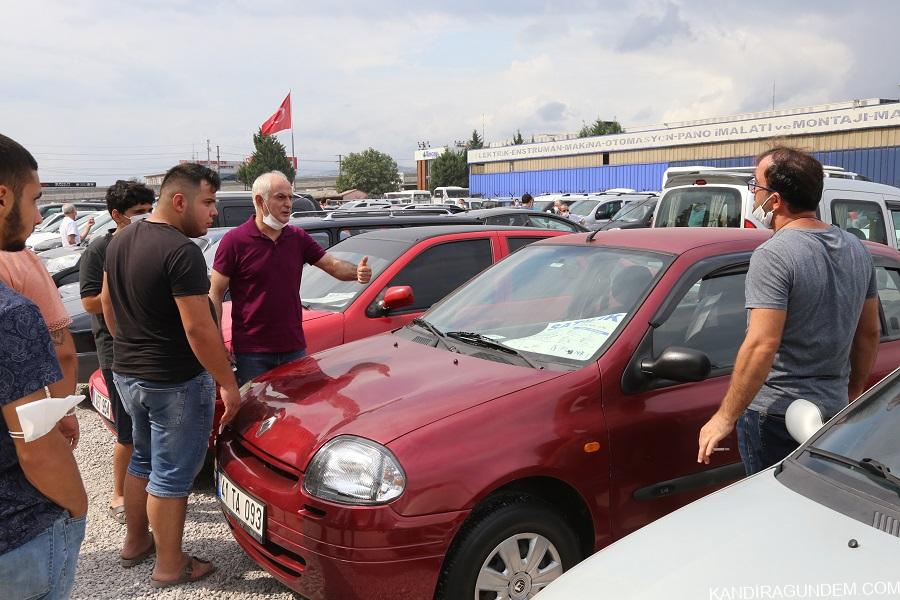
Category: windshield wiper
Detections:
[
  {"x1": 445, "y1": 331, "x2": 541, "y2": 369},
  {"x1": 411, "y1": 318, "x2": 456, "y2": 352},
  {"x1": 806, "y1": 447, "x2": 900, "y2": 495}
]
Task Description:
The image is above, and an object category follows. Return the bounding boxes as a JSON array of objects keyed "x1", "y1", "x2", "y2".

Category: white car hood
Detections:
[{"x1": 541, "y1": 468, "x2": 900, "y2": 599}]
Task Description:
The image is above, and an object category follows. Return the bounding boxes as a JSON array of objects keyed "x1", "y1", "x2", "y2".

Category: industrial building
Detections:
[{"x1": 445, "y1": 98, "x2": 900, "y2": 197}]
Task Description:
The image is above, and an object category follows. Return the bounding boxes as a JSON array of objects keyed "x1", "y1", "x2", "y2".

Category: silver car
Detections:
[{"x1": 540, "y1": 367, "x2": 900, "y2": 600}]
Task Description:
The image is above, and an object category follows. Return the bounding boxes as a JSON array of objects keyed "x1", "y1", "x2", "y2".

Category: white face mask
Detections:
[
  {"x1": 11, "y1": 393, "x2": 84, "y2": 442},
  {"x1": 129, "y1": 212, "x2": 151, "y2": 224},
  {"x1": 261, "y1": 199, "x2": 286, "y2": 231},
  {"x1": 751, "y1": 193, "x2": 776, "y2": 229}
]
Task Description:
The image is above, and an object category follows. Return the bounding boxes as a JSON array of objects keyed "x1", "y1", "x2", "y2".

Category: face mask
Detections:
[
  {"x1": 261, "y1": 199, "x2": 286, "y2": 231},
  {"x1": 751, "y1": 193, "x2": 776, "y2": 229},
  {"x1": 129, "y1": 212, "x2": 151, "y2": 224},
  {"x1": 10, "y1": 392, "x2": 84, "y2": 442}
]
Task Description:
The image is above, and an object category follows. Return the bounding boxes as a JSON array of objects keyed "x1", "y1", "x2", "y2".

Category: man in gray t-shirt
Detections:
[{"x1": 698, "y1": 147, "x2": 881, "y2": 475}]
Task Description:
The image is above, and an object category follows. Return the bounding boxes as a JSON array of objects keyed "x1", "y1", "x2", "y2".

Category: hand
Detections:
[
  {"x1": 87, "y1": 217, "x2": 95, "y2": 226},
  {"x1": 357, "y1": 256, "x2": 372, "y2": 284},
  {"x1": 58, "y1": 415, "x2": 80, "y2": 450},
  {"x1": 218, "y1": 383, "x2": 241, "y2": 435},
  {"x1": 697, "y1": 412, "x2": 734, "y2": 464}
]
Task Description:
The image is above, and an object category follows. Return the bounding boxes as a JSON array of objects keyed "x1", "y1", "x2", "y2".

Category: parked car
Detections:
[
  {"x1": 654, "y1": 167, "x2": 900, "y2": 249},
  {"x1": 539, "y1": 366, "x2": 900, "y2": 599},
  {"x1": 568, "y1": 192, "x2": 657, "y2": 230},
  {"x1": 38, "y1": 201, "x2": 105, "y2": 218},
  {"x1": 32, "y1": 211, "x2": 114, "y2": 253},
  {"x1": 212, "y1": 191, "x2": 321, "y2": 228},
  {"x1": 26, "y1": 210, "x2": 103, "y2": 249},
  {"x1": 58, "y1": 282, "x2": 99, "y2": 381},
  {"x1": 338, "y1": 200, "x2": 392, "y2": 210},
  {"x1": 467, "y1": 207, "x2": 588, "y2": 232},
  {"x1": 39, "y1": 246, "x2": 85, "y2": 287},
  {"x1": 215, "y1": 228, "x2": 900, "y2": 599},
  {"x1": 599, "y1": 196, "x2": 659, "y2": 230}
]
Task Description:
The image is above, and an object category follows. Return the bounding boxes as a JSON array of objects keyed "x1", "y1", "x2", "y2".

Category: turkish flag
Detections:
[{"x1": 260, "y1": 93, "x2": 292, "y2": 135}]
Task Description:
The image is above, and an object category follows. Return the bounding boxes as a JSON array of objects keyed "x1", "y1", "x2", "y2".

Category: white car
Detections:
[{"x1": 540, "y1": 367, "x2": 900, "y2": 600}]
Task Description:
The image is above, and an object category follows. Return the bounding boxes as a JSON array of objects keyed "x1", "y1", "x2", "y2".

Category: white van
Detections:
[
  {"x1": 653, "y1": 167, "x2": 900, "y2": 249},
  {"x1": 385, "y1": 190, "x2": 432, "y2": 204},
  {"x1": 431, "y1": 186, "x2": 469, "y2": 203}
]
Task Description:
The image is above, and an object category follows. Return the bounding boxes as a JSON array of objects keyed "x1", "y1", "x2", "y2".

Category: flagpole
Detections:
[{"x1": 289, "y1": 90, "x2": 296, "y2": 190}]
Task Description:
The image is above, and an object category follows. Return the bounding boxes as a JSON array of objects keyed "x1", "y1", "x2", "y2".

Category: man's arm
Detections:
[
  {"x1": 209, "y1": 270, "x2": 230, "y2": 330},
  {"x1": 174, "y1": 294, "x2": 240, "y2": 428},
  {"x1": 79, "y1": 218, "x2": 93, "y2": 242},
  {"x1": 2, "y1": 391, "x2": 87, "y2": 517},
  {"x1": 697, "y1": 308, "x2": 786, "y2": 464},
  {"x1": 313, "y1": 253, "x2": 372, "y2": 283},
  {"x1": 81, "y1": 294, "x2": 101, "y2": 314},
  {"x1": 67, "y1": 233, "x2": 77, "y2": 246},
  {"x1": 100, "y1": 272, "x2": 116, "y2": 337},
  {"x1": 48, "y1": 328, "x2": 79, "y2": 448},
  {"x1": 848, "y1": 297, "x2": 881, "y2": 401}
]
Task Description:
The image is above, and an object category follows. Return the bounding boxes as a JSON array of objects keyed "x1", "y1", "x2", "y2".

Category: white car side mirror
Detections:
[{"x1": 785, "y1": 399, "x2": 824, "y2": 444}]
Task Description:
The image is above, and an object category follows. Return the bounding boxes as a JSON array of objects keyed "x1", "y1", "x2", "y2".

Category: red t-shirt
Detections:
[{"x1": 213, "y1": 219, "x2": 326, "y2": 353}]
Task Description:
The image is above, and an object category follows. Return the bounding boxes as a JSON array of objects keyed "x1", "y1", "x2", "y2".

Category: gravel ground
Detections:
[{"x1": 71, "y1": 403, "x2": 300, "y2": 599}]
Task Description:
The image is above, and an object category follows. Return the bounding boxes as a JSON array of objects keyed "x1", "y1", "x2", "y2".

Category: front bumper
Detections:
[{"x1": 216, "y1": 429, "x2": 469, "y2": 600}]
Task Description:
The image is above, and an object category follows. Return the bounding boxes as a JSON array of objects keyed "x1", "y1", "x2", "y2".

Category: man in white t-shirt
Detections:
[{"x1": 59, "y1": 204, "x2": 93, "y2": 247}]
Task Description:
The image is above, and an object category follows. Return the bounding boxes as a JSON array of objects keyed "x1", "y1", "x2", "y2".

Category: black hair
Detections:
[
  {"x1": 521, "y1": 193, "x2": 533, "y2": 204},
  {"x1": 159, "y1": 163, "x2": 221, "y2": 199},
  {"x1": 0, "y1": 134, "x2": 38, "y2": 199},
  {"x1": 106, "y1": 180, "x2": 155, "y2": 216},
  {"x1": 756, "y1": 146, "x2": 823, "y2": 213}
]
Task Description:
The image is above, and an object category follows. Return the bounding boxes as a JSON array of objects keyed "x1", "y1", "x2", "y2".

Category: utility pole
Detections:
[
  {"x1": 338, "y1": 155, "x2": 343, "y2": 178},
  {"x1": 216, "y1": 145, "x2": 221, "y2": 175},
  {"x1": 206, "y1": 139, "x2": 211, "y2": 165},
  {"x1": 772, "y1": 80, "x2": 776, "y2": 111}
]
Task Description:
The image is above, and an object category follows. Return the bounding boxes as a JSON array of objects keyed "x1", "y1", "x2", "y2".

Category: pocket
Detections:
[
  {"x1": 0, "y1": 526, "x2": 54, "y2": 600},
  {"x1": 135, "y1": 382, "x2": 188, "y2": 427}
]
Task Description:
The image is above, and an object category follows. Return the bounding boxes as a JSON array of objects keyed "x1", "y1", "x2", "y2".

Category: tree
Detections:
[
  {"x1": 577, "y1": 118, "x2": 624, "y2": 138},
  {"x1": 236, "y1": 129, "x2": 296, "y2": 186},
  {"x1": 429, "y1": 150, "x2": 468, "y2": 191},
  {"x1": 335, "y1": 148, "x2": 399, "y2": 195},
  {"x1": 467, "y1": 129, "x2": 483, "y2": 150},
  {"x1": 512, "y1": 130, "x2": 525, "y2": 145}
]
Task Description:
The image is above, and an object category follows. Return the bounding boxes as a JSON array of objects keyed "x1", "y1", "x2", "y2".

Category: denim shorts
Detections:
[
  {"x1": 113, "y1": 371, "x2": 215, "y2": 498},
  {"x1": 736, "y1": 409, "x2": 800, "y2": 476},
  {"x1": 102, "y1": 368, "x2": 133, "y2": 445},
  {"x1": 0, "y1": 513, "x2": 86, "y2": 600},
  {"x1": 235, "y1": 349, "x2": 306, "y2": 386}
]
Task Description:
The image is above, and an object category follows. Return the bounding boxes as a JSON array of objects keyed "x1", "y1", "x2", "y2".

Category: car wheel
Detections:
[{"x1": 436, "y1": 495, "x2": 582, "y2": 600}]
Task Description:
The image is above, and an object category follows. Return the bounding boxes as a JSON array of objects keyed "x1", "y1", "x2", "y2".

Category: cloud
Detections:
[
  {"x1": 537, "y1": 101, "x2": 568, "y2": 122},
  {"x1": 615, "y1": 2, "x2": 693, "y2": 52}
]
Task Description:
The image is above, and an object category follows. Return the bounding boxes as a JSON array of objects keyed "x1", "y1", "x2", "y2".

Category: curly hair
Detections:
[{"x1": 756, "y1": 146, "x2": 823, "y2": 213}]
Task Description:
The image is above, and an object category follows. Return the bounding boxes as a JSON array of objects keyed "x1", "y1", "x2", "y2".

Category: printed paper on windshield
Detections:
[{"x1": 504, "y1": 313, "x2": 626, "y2": 360}]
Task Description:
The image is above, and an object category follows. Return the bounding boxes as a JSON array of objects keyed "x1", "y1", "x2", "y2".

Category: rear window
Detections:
[{"x1": 655, "y1": 187, "x2": 741, "y2": 228}]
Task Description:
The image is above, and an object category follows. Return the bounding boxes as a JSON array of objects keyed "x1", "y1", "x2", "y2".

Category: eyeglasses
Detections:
[{"x1": 747, "y1": 177, "x2": 777, "y2": 195}]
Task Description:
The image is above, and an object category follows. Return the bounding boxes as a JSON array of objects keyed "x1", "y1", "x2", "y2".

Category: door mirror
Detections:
[
  {"x1": 378, "y1": 286, "x2": 414, "y2": 314},
  {"x1": 640, "y1": 346, "x2": 711, "y2": 382},
  {"x1": 785, "y1": 399, "x2": 824, "y2": 444}
]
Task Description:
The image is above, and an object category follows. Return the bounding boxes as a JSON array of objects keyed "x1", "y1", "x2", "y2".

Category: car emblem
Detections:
[{"x1": 255, "y1": 416, "x2": 277, "y2": 438}]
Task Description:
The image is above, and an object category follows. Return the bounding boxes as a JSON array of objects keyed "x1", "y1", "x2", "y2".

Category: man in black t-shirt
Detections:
[
  {"x1": 80, "y1": 180, "x2": 153, "y2": 525},
  {"x1": 101, "y1": 164, "x2": 240, "y2": 588}
]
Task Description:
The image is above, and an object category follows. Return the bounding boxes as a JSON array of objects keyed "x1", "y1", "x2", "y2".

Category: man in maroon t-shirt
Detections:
[{"x1": 210, "y1": 171, "x2": 372, "y2": 384}]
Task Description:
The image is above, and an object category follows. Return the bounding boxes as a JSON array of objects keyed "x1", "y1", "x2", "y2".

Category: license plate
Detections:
[
  {"x1": 91, "y1": 388, "x2": 112, "y2": 421},
  {"x1": 217, "y1": 471, "x2": 266, "y2": 543}
]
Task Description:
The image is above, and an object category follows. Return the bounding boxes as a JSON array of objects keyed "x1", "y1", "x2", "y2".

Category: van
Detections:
[
  {"x1": 385, "y1": 190, "x2": 432, "y2": 204},
  {"x1": 653, "y1": 168, "x2": 900, "y2": 249},
  {"x1": 211, "y1": 191, "x2": 320, "y2": 228},
  {"x1": 568, "y1": 191, "x2": 658, "y2": 230},
  {"x1": 431, "y1": 186, "x2": 470, "y2": 203}
]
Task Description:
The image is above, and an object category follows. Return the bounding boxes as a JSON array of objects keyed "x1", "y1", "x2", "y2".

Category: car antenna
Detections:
[{"x1": 586, "y1": 229, "x2": 602, "y2": 242}]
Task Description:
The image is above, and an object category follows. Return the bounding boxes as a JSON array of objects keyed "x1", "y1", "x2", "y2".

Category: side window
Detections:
[
  {"x1": 889, "y1": 206, "x2": 900, "y2": 244},
  {"x1": 386, "y1": 239, "x2": 493, "y2": 312},
  {"x1": 596, "y1": 201, "x2": 621, "y2": 220},
  {"x1": 876, "y1": 267, "x2": 900, "y2": 338},
  {"x1": 831, "y1": 200, "x2": 888, "y2": 245},
  {"x1": 485, "y1": 213, "x2": 528, "y2": 227},
  {"x1": 308, "y1": 231, "x2": 331, "y2": 249},
  {"x1": 507, "y1": 237, "x2": 546, "y2": 253},
  {"x1": 653, "y1": 271, "x2": 748, "y2": 369},
  {"x1": 527, "y1": 215, "x2": 579, "y2": 231},
  {"x1": 222, "y1": 205, "x2": 255, "y2": 227}
]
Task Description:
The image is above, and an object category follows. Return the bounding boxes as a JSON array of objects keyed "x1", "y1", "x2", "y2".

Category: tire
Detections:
[{"x1": 436, "y1": 495, "x2": 582, "y2": 600}]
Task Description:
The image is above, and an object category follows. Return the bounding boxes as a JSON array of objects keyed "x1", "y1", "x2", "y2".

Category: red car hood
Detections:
[
  {"x1": 220, "y1": 301, "x2": 334, "y2": 347},
  {"x1": 231, "y1": 333, "x2": 564, "y2": 470}
]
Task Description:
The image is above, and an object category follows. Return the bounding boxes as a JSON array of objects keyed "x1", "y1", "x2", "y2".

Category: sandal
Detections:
[
  {"x1": 150, "y1": 556, "x2": 216, "y2": 588},
  {"x1": 107, "y1": 504, "x2": 126, "y2": 525},
  {"x1": 120, "y1": 539, "x2": 155, "y2": 568}
]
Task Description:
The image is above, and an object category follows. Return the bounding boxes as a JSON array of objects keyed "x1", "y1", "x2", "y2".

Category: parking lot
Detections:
[{"x1": 70, "y1": 403, "x2": 297, "y2": 600}]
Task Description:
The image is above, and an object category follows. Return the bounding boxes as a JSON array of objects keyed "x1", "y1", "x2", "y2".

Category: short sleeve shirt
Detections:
[
  {"x1": 0, "y1": 283, "x2": 65, "y2": 554},
  {"x1": 106, "y1": 220, "x2": 211, "y2": 382},
  {"x1": 0, "y1": 250, "x2": 72, "y2": 332},
  {"x1": 79, "y1": 231, "x2": 114, "y2": 369},
  {"x1": 745, "y1": 226, "x2": 877, "y2": 418},
  {"x1": 59, "y1": 217, "x2": 80, "y2": 247},
  {"x1": 213, "y1": 219, "x2": 326, "y2": 353}
]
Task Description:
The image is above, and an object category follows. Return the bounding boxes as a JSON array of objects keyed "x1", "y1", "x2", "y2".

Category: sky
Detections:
[{"x1": 3, "y1": 0, "x2": 899, "y2": 183}]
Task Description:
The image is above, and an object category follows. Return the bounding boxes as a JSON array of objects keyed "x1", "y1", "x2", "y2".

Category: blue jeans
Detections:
[
  {"x1": 113, "y1": 371, "x2": 215, "y2": 498},
  {"x1": 0, "y1": 513, "x2": 86, "y2": 600},
  {"x1": 736, "y1": 409, "x2": 800, "y2": 475},
  {"x1": 235, "y1": 349, "x2": 306, "y2": 386}
]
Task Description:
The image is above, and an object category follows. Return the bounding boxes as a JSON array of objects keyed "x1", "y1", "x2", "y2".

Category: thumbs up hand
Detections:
[{"x1": 357, "y1": 256, "x2": 372, "y2": 283}]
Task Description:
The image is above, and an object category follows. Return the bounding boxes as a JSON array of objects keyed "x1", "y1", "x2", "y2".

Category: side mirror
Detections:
[
  {"x1": 640, "y1": 346, "x2": 711, "y2": 382},
  {"x1": 377, "y1": 286, "x2": 414, "y2": 315},
  {"x1": 785, "y1": 399, "x2": 824, "y2": 444}
]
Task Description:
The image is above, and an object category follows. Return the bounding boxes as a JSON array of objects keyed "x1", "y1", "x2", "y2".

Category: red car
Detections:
[
  {"x1": 88, "y1": 225, "x2": 570, "y2": 438},
  {"x1": 216, "y1": 228, "x2": 900, "y2": 600}
]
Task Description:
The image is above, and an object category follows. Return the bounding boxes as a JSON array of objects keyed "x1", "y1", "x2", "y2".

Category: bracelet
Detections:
[{"x1": 65, "y1": 408, "x2": 77, "y2": 417}]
